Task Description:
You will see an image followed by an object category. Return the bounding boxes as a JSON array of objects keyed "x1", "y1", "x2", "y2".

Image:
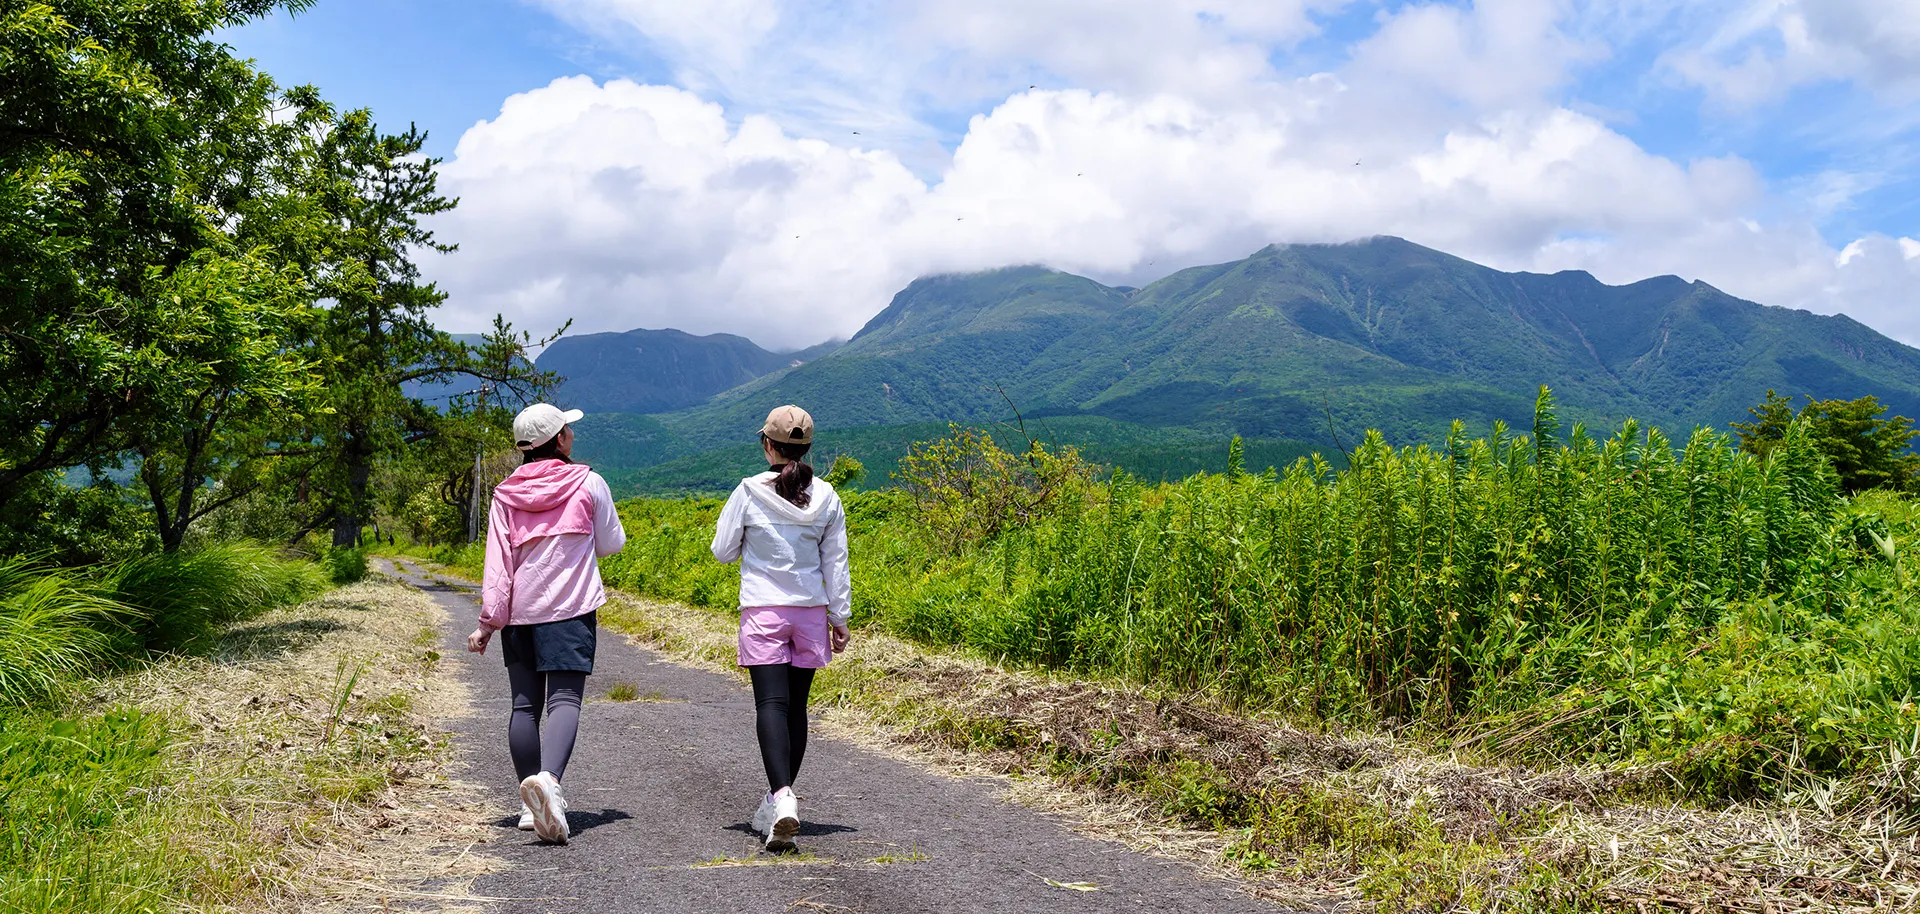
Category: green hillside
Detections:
[
  {"x1": 647, "y1": 237, "x2": 1920, "y2": 452},
  {"x1": 538, "y1": 328, "x2": 841, "y2": 414}
]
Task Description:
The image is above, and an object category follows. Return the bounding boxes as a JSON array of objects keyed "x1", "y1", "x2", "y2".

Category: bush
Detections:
[
  {"x1": 324, "y1": 546, "x2": 369, "y2": 585},
  {"x1": 109, "y1": 543, "x2": 326, "y2": 654},
  {"x1": 893, "y1": 426, "x2": 1095, "y2": 552},
  {"x1": 0, "y1": 473, "x2": 157, "y2": 567}
]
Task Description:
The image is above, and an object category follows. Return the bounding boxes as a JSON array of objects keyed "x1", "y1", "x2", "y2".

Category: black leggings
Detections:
[
  {"x1": 748, "y1": 664, "x2": 816, "y2": 792},
  {"x1": 507, "y1": 664, "x2": 586, "y2": 782}
]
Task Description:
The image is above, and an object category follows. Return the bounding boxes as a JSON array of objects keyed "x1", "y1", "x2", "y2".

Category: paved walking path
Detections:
[{"x1": 383, "y1": 559, "x2": 1287, "y2": 914}]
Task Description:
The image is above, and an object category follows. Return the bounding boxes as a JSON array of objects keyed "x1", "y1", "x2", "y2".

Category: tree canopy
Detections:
[
  {"x1": 1733, "y1": 390, "x2": 1919, "y2": 493},
  {"x1": 1, "y1": 0, "x2": 552, "y2": 553}
]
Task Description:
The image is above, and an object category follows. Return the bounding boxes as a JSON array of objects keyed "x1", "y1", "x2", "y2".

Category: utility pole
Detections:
[{"x1": 468, "y1": 381, "x2": 493, "y2": 544}]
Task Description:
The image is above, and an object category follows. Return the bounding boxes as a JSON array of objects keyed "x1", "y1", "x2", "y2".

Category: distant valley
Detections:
[{"x1": 535, "y1": 237, "x2": 1920, "y2": 494}]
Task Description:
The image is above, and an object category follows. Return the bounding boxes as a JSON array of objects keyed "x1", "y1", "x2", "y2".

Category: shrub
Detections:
[
  {"x1": 0, "y1": 474, "x2": 157, "y2": 567},
  {"x1": 324, "y1": 545, "x2": 369, "y2": 585},
  {"x1": 893, "y1": 425, "x2": 1095, "y2": 551},
  {"x1": 823, "y1": 454, "x2": 866, "y2": 488}
]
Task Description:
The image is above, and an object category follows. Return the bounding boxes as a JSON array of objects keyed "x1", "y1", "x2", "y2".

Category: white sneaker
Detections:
[
  {"x1": 750, "y1": 792, "x2": 777, "y2": 835},
  {"x1": 517, "y1": 803, "x2": 535, "y2": 831},
  {"x1": 520, "y1": 772, "x2": 569, "y2": 844},
  {"x1": 764, "y1": 787, "x2": 799, "y2": 852}
]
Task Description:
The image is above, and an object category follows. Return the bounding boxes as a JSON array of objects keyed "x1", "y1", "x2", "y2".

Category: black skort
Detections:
[{"x1": 500, "y1": 611, "x2": 597, "y2": 673}]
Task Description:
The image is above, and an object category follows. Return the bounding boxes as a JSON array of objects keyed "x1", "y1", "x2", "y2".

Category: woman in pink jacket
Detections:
[{"x1": 466, "y1": 403, "x2": 626, "y2": 845}]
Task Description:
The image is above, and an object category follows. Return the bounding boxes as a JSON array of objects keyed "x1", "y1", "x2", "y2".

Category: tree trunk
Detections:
[{"x1": 332, "y1": 442, "x2": 373, "y2": 547}]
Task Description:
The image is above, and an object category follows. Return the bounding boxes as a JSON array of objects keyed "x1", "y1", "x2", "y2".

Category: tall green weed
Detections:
[
  {"x1": 109, "y1": 543, "x2": 326, "y2": 653},
  {"x1": 0, "y1": 558, "x2": 127, "y2": 706},
  {"x1": 0, "y1": 544, "x2": 327, "y2": 708},
  {"x1": 608, "y1": 393, "x2": 1920, "y2": 797}
]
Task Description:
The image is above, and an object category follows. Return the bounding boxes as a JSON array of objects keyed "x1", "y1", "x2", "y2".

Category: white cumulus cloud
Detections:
[{"x1": 426, "y1": 0, "x2": 1920, "y2": 349}]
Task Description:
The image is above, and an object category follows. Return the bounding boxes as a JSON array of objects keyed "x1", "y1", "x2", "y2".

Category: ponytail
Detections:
[{"x1": 765, "y1": 436, "x2": 813, "y2": 507}]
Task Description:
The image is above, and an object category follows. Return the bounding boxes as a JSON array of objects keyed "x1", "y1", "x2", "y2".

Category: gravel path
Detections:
[{"x1": 384, "y1": 559, "x2": 1289, "y2": 914}]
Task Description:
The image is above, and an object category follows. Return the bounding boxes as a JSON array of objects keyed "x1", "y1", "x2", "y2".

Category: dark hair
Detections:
[
  {"x1": 521, "y1": 427, "x2": 572, "y2": 465},
  {"x1": 764, "y1": 434, "x2": 813, "y2": 507}
]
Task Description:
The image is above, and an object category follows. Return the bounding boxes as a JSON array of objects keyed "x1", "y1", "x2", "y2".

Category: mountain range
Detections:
[
  {"x1": 538, "y1": 329, "x2": 841, "y2": 414},
  {"x1": 539, "y1": 236, "x2": 1920, "y2": 491}
]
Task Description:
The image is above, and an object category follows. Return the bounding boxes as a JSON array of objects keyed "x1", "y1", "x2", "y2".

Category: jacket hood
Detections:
[
  {"x1": 494, "y1": 459, "x2": 593, "y2": 513},
  {"x1": 742, "y1": 472, "x2": 836, "y2": 523}
]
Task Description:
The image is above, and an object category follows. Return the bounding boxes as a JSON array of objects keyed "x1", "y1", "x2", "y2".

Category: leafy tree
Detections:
[
  {"x1": 249, "y1": 101, "x2": 557, "y2": 546},
  {"x1": 128, "y1": 253, "x2": 318, "y2": 551},
  {"x1": 0, "y1": 0, "x2": 313, "y2": 508},
  {"x1": 1733, "y1": 390, "x2": 1919, "y2": 493}
]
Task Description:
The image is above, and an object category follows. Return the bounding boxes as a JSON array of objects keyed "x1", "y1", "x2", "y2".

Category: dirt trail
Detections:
[{"x1": 381, "y1": 558, "x2": 1292, "y2": 914}]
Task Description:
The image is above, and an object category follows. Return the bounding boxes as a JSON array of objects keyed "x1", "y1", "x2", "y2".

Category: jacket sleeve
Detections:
[
  {"x1": 587, "y1": 473, "x2": 627, "y2": 558},
  {"x1": 710, "y1": 485, "x2": 747, "y2": 564},
  {"x1": 820, "y1": 494, "x2": 852, "y2": 627},
  {"x1": 479, "y1": 498, "x2": 516, "y2": 631}
]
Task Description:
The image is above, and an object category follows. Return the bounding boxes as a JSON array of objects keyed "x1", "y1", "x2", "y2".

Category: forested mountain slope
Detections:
[{"x1": 640, "y1": 237, "x2": 1920, "y2": 450}]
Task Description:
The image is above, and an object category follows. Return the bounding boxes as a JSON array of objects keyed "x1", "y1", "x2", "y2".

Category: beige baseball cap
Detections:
[
  {"x1": 513, "y1": 403, "x2": 584, "y2": 450},
  {"x1": 760, "y1": 405, "x2": 813, "y2": 445}
]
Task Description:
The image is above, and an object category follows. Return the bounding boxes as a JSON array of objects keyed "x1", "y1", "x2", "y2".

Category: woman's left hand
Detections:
[
  {"x1": 467, "y1": 627, "x2": 492, "y2": 654},
  {"x1": 830, "y1": 623, "x2": 851, "y2": 653}
]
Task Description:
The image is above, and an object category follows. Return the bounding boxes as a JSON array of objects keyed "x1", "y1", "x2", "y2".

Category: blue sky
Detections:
[{"x1": 224, "y1": 0, "x2": 1920, "y2": 346}]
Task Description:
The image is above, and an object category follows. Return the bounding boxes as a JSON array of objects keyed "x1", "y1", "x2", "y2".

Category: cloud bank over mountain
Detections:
[{"x1": 426, "y1": 0, "x2": 1920, "y2": 347}]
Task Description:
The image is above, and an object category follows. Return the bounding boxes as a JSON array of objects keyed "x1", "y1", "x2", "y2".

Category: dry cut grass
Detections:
[{"x1": 84, "y1": 579, "x2": 503, "y2": 913}]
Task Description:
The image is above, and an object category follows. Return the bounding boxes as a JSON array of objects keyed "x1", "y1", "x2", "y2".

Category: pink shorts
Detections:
[{"x1": 737, "y1": 605, "x2": 832, "y2": 668}]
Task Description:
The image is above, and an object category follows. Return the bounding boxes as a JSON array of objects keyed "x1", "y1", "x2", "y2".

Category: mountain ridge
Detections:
[
  {"x1": 536, "y1": 327, "x2": 842, "y2": 414},
  {"x1": 628, "y1": 236, "x2": 1920, "y2": 452}
]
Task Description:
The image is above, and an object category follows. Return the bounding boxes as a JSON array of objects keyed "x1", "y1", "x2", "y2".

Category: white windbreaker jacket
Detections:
[{"x1": 710, "y1": 472, "x2": 852, "y2": 626}]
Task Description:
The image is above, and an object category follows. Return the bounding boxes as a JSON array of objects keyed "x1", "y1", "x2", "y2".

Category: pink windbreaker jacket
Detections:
[{"x1": 479, "y1": 459, "x2": 627, "y2": 632}]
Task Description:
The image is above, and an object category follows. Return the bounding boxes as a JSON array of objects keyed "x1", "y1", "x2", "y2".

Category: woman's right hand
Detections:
[
  {"x1": 467, "y1": 627, "x2": 492, "y2": 654},
  {"x1": 830, "y1": 623, "x2": 851, "y2": 653}
]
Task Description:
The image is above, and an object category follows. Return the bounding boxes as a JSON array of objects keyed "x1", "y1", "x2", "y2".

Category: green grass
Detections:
[
  {"x1": 109, "y1": 542, "x2": 328, "y2": 654},
  {"x1": 0, "y1": 558, "x2": 128, "y2": 706},
  {"x1": 597, "y1": 395, "x2": 1920, "y2": 800},
  {"x1": 0, "y1": 708, "x2": 185, "y2": 914}
]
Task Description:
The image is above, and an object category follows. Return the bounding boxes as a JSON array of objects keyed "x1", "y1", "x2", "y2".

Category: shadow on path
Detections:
[
  {"x1": 490, "y1": 808, "x2": 634, "y2": 836},
  {"x1": 720, "y1": 820, "x2": 859, "y2": 838}
]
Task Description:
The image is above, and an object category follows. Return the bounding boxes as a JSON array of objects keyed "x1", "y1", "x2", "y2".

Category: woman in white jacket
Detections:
[{"x1": 710, "y1": 405, "x2": 851, "y2": 852}]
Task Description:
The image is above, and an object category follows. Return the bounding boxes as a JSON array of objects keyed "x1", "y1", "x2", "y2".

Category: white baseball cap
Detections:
[{"x1": 512, "y1": 403, "x2": 584, "y2": 450}]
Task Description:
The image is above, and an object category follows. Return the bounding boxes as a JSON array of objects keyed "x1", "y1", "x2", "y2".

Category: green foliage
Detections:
[
  {"x1": 822, "y1": 454, "x2": 866, "y2": 488},
  {"x1": 609, "y1": 397, "x2": 1920, "y2": 798},
  {"x1": 893, "y1": 426, "x2": 1096, "y2": 552},
  {"x1": 1, "y1": 1, "x2": 549, "y2": 553},
  {"x1": 0, "y1": 707, "x2": 176, "y2": 913},
  {"x1": 0, "y1": 0, "x2": 314, "y2": 506},
  {"x1": 324, "y1": 546, "x2": 370, "y2": 585},
  {"x1": 108, "y1": 543, "x2": 324, "y2": 654},
  {"x1": 0, "y1": 474, "x2": 157, "y2": 566},
  {"x1": 127, "y1": 251, "x2": 319, "y2": 551},
  {"x1": 1735, "y1": 389, "x2": 1919, "y2": 493},
  {"x1": 0, "y1": 558, "x2": 127, "y2": 707}
]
